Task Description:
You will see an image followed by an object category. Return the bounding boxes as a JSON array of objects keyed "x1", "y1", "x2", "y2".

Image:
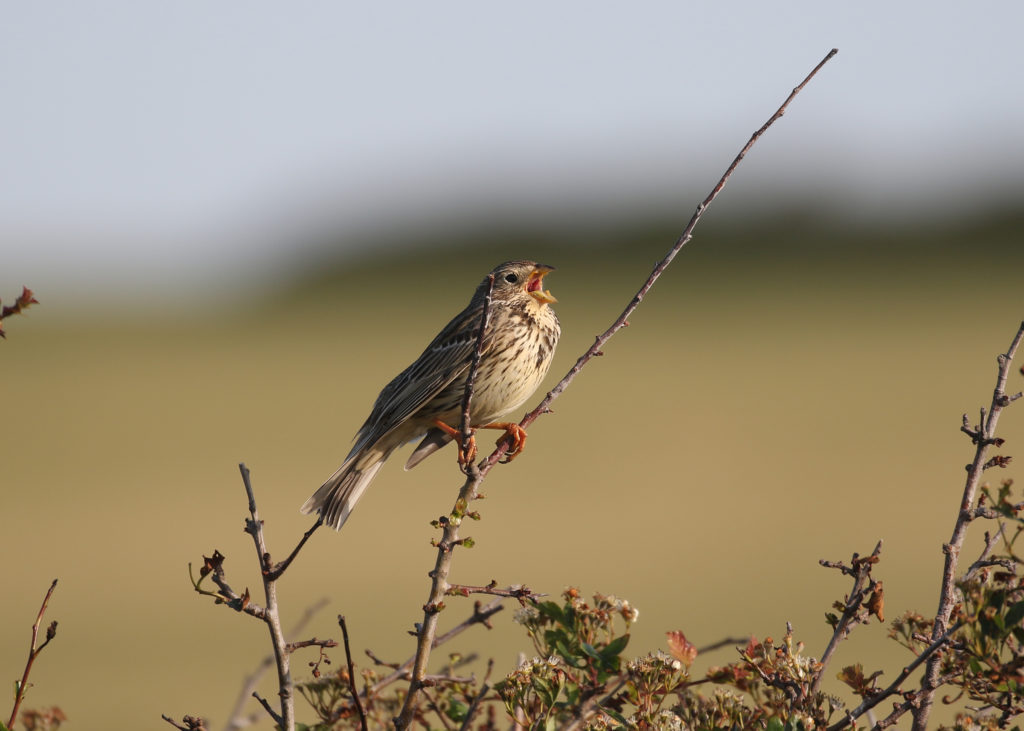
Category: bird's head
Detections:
[{"x1": 488, "y1": 260, "x2": 557, "y2": 305}]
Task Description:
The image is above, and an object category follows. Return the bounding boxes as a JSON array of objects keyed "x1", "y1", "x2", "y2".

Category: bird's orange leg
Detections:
[
  {"x1": 432, "y1": 419, "x2": 477, "y2": 466},
  {"x1": 479, "y1": 422, "x2": 528, "y2": 462}
]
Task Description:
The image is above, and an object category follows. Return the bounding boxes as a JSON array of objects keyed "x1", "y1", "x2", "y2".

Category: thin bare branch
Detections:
[
  {"x1": 459, "y1": 273, "x2": 495, "y2": 463},
  {"x1": 223, "y1": 598, "x2": 330, "y2": 731},
  {"x1": 0, "y1": 285, "x2": 39, "y2": 339},
  {"x1": 827, "y1": 622, "x2": 961, "y2": 731},
  {"x1": 339, "y1": 615, "x2": 369, "y2": 731},
  {"x1": 285, "y1": 637, "x2": 338, "y2": 654},
  {"x1": 811, "y1": 541, "x2": 883, "y2": 695},
  {"x1": 394, "y1": 284, "x2": 497, "y2": 727},
  {"x1": 913, "y1": 321, "x2": 1024, "y2": 731},
  {"x1": 458, "y1": 682, "x2": 492, "y2": 731},
  {"x1": 238, "y1": 463, "x2": 295, "y2": 731},
  {"x1": 8, "y1": 579, "x2": 59, "y2": 730},
  {"x1": 162, "y1": 714, "x2": 208, "y2": 731},
  {"x1": 696, "y1": 636, "x2": 750, "y2": 655},
  {"x1": 251, "y1": 692, "x2": 282, "y2": 727},
  {"x1": 266, "y1": 517, "x2": 322, "y2": 580},
  {"x1": 446, "y1": 582, "x2": 543, "y2": 603},
  {"x1": 479, "y1": 49, "x2": 839, "y2": 471},
  {"x1": 368, "y1": 599, "x2": 504, "y2": 698}
]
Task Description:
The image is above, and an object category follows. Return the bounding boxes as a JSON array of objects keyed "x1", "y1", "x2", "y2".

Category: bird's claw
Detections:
[
  {"x1": 490, "y1": 423, "x2": 527, "y2": 463},
  {"x1": 458, "y1": 435, "x2": 478, "y2": 466}
]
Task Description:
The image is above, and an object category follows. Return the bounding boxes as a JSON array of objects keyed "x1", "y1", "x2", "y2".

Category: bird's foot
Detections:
[
  {"x1": 432, "y1": 419, "x2": 477, "y2": 467},
  {"x1": 480, "y1": 422, "x2": 528, "y2": 463}
]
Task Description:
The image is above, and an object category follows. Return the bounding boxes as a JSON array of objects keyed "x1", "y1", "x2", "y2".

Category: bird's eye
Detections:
[{"x1": 504, "y1": 273, "x2": 518, "y2": 284}]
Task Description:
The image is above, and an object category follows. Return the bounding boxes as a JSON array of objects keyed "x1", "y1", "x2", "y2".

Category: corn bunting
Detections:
[{"x1": 302, "y1": 260, "x2": 560, "y2": 530}]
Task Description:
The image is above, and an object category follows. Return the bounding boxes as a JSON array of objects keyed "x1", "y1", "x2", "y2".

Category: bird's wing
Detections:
[{"x1": 348, "y1": 302, "x2": 490, "y2": 456}]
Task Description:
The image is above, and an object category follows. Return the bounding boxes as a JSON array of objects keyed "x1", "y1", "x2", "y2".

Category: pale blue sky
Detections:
[{"x1": 3, "y1": 2, "x2": 1023, "y2": 299}]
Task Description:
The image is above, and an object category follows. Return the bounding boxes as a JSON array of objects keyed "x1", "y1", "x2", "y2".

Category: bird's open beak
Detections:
[{"x1": 527, "y1": 265, "x2": 557, "y2": 304}]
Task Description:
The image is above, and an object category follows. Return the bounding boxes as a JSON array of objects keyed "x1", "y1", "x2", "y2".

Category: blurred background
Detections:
[{"x1": 3, "y1": 2, "x2": 1024, "y2": 729}]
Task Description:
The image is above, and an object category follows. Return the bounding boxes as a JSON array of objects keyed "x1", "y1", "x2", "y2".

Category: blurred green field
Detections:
[{"x1": 3, "y1": 213, "x2": 1023, "y2": 729}]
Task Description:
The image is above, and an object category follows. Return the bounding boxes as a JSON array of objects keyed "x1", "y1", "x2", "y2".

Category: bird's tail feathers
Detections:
[
  {"x1": 300, "y1": 448, "x2": 391, "y2": 530},
  {"x1": 404, "y1": 427, "x2": 454, "y2": 470}
]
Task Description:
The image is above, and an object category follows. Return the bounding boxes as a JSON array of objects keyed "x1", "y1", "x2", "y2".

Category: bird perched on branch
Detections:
[{"x1": 302, "y1": 260, "x2": 561, "y2": 530}]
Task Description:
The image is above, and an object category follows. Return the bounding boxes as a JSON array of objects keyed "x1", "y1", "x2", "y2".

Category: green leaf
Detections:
[
  {"x1": 446, "y1": 699, "x2": 469, "y2": 722},
  {"x1": 532, "y1": 675, "x2": 555, "y2": 706},
  {"x1": 1005, "y1": 600, "x2": 1024, "y2": 629},
  {"x1": 537, "y1": 601, "x2": 565, "y2": 625},
  {"x1": 601, "y1": 633, "x2": 630, "y2": 659},
  {"x1": 600, "y1": 706, "x2": 631, "y2": 726},
  {"x1": 766, "y1": 717, "x2": 785, "y2": 731},
  {"x1": 580, "y1": 642, "x2": 601, "y2": 660}
]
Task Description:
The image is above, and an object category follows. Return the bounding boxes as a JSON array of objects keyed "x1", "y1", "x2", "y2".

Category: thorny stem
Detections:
[
  {"x1": 912, "y1": 322, "x2": 1024, "y2": 731},
  {"x1": 8, "y1": 579, "x2": 59, "y2": 730},
  {"x1": 394, "y1": 48, "x2": 839, "y2": 731}
]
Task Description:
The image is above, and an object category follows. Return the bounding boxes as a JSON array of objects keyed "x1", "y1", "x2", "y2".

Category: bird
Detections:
[{"x1": 301, "y1": 260, "x2": 561, "y2": 530}]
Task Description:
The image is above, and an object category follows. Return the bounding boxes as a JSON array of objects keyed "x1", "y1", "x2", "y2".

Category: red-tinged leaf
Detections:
[
  {"x1": 866, "y1": 582, "x2": 885, "y2": 623},
  {"x1": 200, "y1": 550, "x2": 225, "y2": 577},
  {"x1": 837, "y1": 663, "x2": 865, "y2": 689},
  {"x1": 666, "y1": 630, "x2": 698, "y2": 667}
]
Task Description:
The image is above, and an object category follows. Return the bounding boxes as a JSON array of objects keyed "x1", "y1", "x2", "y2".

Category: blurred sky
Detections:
[{"x1": 3, "y1": 2, "x2": 1024, "y2": 300}]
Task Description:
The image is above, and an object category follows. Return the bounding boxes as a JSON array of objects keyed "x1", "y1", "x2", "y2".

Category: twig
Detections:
[
  {"x1": 826, "y1": 622, "x2": 962, "y2": 731},
  {"x1": 239, "y1": 463, "x2": 295, "y2": 731},
  {"x1": 223, "y1": 598, "x2": 330, "y2": 731},
  {"x1": 479, "y1": 49, "x2": 839, "y2": 472},
  {"x1": 285, "y1": 637, "x2": 338, "y2": 653},
  {"x1": 395, "y1": 47, "x2": 839, "y2": 731},
  {"x1": 446, "y1": 582, "x2": 543, "y2": 603},
  {"x1": 457, "y1": 659, "x2": 494, "y2": 731},
  {"x1": 912, "y1": 322, "x2": 1024, "y2": 731},
  {"x1": 252, "y1": 693, "x2": 282, "y2": 727},
  {"x1": 193, "y1": 558, "x2": 268, "y2": 620},
  {"x1": 458, "y1": 682, "x2": 492, "y2": 731},
  {"x1": 394, "y1": 284, "x2": 497, "y2": 728},
  {"x1": 459, "y1": 273, "x2": 496, "y2": 465},
  {"x1": 696, "y1": 636, "x2": 751, "y2": 655},
  {"x1": 811, "y1": 541, "x2": 883, "y2": 695},
  {"x1": 162, "y1": 714, "x2": 208, "y2": 731},
  {"x1": 8, "y1": 579, "x2": 59, "y2": 730},
  {"x1": 339, "y1": 615, "x2": 369, "y2": 731},
  {"x1": 423, "y1": 687, "x2": 456, "y2": 731},
  {"x1": 266, "y1": 517, "x2": 322, "y2": 580},
  {"x1": 368, "y1": 599, "x2": 504, "y2": 697},
  {"x1": 563, "y1": 679, "x2": 629, "y2": 731},
  {"x1": 0, "y1": 286, "x2": 38, "y2": 339}
]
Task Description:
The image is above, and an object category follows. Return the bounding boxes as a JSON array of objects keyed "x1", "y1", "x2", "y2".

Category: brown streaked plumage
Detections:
[{"x1": 301, "y1": 260, "x2": 561, "y2": 530}]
